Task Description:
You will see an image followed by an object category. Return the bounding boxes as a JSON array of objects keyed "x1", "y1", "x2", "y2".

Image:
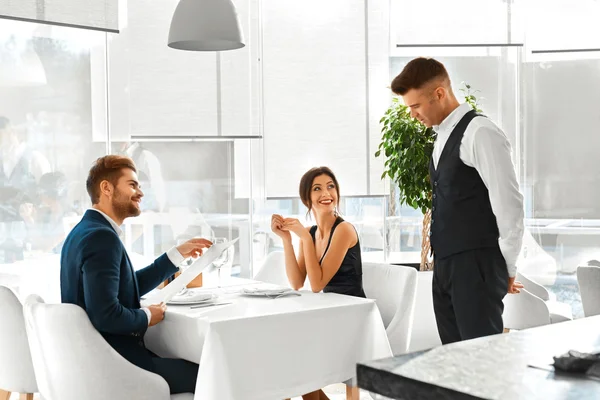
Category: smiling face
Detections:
[
  {"x1": 299, "y1": 167, "x2": 341, "y2": 218},
  {"x1": 109, "y1": 168, "x2": 144, "y2": 221},
  {"x1": 310, "y1": 174, "x2": 339, "y2": 216}
]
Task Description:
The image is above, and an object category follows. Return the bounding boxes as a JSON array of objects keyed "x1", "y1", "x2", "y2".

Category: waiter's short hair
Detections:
[
  {"x1": 86, "y1": 155, "x2": 137, "y2": 204},
  {"x1": 391, "y1": 57, "x2": 450, "y2": 95}
]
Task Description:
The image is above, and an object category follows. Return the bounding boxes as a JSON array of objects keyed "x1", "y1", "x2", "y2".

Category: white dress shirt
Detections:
[
  {"x1": 90, "y1": 208, "x2": 184, "y2": 324},
  {"x1": 432, "y1": 103, "x2": 524, "y2": 277}
]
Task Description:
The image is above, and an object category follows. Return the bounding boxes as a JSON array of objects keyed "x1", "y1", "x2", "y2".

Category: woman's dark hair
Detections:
[{"x1": 299, "y1": 166, "x2": 340, "y2": 216}]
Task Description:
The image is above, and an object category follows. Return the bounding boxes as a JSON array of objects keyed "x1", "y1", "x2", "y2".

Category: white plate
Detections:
[{"x1": 167, "y1": 292, "x2": 216, "y2": 305}]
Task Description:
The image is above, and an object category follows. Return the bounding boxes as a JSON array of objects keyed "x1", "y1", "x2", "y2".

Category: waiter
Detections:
[{"x1": 390, "y1": 58, "x2": 524, "y2": 344}]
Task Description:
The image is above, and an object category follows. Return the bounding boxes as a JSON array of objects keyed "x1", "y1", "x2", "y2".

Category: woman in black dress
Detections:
[
  {"x1": 271, "y1": 166, "x2": 365, "y2": 299},
  {"x1": 271, "y1": 167, "x2": 366, "y2": 400}
]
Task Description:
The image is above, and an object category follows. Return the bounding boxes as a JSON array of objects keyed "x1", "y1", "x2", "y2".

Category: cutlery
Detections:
[{"x1": 190, "y1": 302, "x2": 232, "y2": 309}]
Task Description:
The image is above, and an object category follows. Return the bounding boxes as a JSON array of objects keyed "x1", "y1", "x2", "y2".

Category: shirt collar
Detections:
[
  {"x1": 433, "y1": 103, "x2": 472, "y2": 134},
  {"x1": 89, "y1": 208, "x2": 124, "y2": 239}
]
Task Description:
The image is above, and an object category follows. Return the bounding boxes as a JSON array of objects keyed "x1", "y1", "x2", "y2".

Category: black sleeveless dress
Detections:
[{"x1": 309, "y1": 216, "x2": 366, "y2": 298}]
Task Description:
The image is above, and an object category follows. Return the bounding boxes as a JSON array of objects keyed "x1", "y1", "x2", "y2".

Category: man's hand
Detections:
[
  {"x1": 507, "y1": 276, "x2": 524, "y2": 294},
  {"x1": 148, "y1": 302, "x2": 167, "y2": 326},
  {"x1": 176, "y1": 238, "x2": 213, "y2": 259}
]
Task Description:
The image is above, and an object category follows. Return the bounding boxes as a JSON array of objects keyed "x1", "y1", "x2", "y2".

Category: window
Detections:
[{"x1": 0, "y1": 20, "x2": 106, "y2": 301}]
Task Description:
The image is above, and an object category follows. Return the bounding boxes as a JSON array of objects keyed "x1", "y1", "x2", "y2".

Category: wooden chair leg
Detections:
[
  {"x1": 346, "y1": 384, "x2": 359, "y2": 400},
  {"x1": 20, "y1": 394, "x2": 34, "y2": 400},
  {"x1": 0, "y1": 389, "x2": 11, "y2": 400}
]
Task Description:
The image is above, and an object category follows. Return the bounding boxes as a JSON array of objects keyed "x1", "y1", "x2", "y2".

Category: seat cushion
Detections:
[
  {"x1": 171, "y1": 393, "x2": 194, "y2": 400},
  {"x1": 547, "y1": 300, "x2": 573, "y2": 324}
]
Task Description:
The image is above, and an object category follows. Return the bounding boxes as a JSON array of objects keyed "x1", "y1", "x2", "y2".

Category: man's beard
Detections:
[{"x1": 112, "y1": 188, "x2": 141, "y2": 221}]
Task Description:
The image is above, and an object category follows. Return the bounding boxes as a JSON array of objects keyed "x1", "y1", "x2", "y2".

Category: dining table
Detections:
[{"x1": 143, "y1": 278, "x2": 392, "y2": 400}]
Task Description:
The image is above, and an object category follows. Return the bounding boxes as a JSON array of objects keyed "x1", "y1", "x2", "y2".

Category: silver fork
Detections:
[{"x1": 266, "y1": 292, "x2": 302, "y2": 299}]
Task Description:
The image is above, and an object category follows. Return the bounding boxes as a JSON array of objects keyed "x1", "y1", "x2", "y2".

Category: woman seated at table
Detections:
[
  {"x1": 271, "y1": 166, "x2": 366, "y2": 299},
  {"x1": 271, "y1": 167, "x2": 366, "y2": 400}
]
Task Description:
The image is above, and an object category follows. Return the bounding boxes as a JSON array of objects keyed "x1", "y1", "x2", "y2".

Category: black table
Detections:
[{"x1": 358, "y1": 316, "x2": 600, "y2": 400}]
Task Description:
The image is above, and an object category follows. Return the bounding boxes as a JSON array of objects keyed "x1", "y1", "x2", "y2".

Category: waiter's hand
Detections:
[{"x1": 507, "y1": 277, "x2": 524, "y2": 294}]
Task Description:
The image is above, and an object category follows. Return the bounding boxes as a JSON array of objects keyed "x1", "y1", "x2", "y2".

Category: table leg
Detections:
[
  {"x1": 346, "y1": 384, "x2": 359, "y2": 400},
  {"x1": 20, "y1": 394, "x2": 34, "y2": 400},
  {"x1": 0, "y1": 389, "x2": 11, "y2": 400}
]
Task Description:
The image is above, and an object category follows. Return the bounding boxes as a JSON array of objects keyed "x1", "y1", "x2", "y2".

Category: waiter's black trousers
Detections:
[{"x1": 432, "y1": 247, "x2": 509, "y2": 344}]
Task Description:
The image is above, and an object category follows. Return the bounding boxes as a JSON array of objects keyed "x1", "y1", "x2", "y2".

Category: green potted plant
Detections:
[{"x1": 375, "y1": 83, "x2": 482, "y2": 270}]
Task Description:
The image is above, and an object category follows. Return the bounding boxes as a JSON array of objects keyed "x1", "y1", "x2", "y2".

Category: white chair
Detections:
[
  {"x1": 502, "y1": 289, "x2": 551, "y2": 330},
  {"x1": 22, "y1": 295, "x2": 192, "y2": 400},
  {"x1": 577, "y1": 265, "x2": 600, "y2": 317},
  {"x1": 254, "y1": 251, "x2": 290, "y2": 287},
  {"x1": 407, "y1": 271, "x2": 442, "y2": 352},
  {"x1": 516, "y1": 271, "x2": 572, "y2": 323},
  {"x1": 0, "y1": 286, "x2": 37, "y2": 400},
  {"x1": 362, "y1": 263, "x2": 418, "y2": 355}
]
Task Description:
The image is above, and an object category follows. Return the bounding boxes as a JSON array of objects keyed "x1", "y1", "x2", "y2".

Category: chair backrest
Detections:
[
  {"x1": 0, "y1": 286, "x2": 37, "y2": 393},
  {"x1": 516, "y1": 271, "x2": 550, "y2": 301},
  {"x1": 517, "y1": 229, "x2": 557, "y2": 286},
  {"x1": 362, "y1": 263, "x2": 418, "y2": 355},
  {"x1": 502, "y1": 289, "x2": 551, "y2": 330},
  {"x1": 22, "y1": 296, "x2": 171, "y2": 400},
  {"x1": 254, "y1": 251, "x2": 290, "y2": 287},
  {"x1": 407, "y1": 271, "x2": 442, "y2": 352},
  {"x1": 577, "y1": 265, "x2": 600, "y2": 317}
]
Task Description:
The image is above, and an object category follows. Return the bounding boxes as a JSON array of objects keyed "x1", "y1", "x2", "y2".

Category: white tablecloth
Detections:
[{"x1": 144, "y1": 279, "x2": 392, "y2": 400}]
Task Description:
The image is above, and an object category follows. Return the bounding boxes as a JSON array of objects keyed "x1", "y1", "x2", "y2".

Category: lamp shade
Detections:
[{"x1": 168, "y1": 0, "x2": 245, "y2": 51}]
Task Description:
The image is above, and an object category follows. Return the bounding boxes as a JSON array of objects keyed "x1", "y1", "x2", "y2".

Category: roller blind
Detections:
[
  {"x1": 261, "y1": 0, "x2": 388, "y2": 197},
  {"x1": 0, "y1": 0, "x2": 120, "y2": 32}
]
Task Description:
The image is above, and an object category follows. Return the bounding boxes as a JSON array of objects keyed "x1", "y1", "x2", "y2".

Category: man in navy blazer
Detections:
[{"x1": 61, "y1": 155, "x2": 211, "y2": 394}]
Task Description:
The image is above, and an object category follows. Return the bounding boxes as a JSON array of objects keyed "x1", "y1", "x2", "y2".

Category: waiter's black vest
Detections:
[{"x1": 429, "y1": 110, "x2": 499, "y2": 259}]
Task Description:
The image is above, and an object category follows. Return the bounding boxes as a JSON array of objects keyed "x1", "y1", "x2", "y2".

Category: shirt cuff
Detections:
[
  {"x1": 507, "y1": 264, "x2": 517, "y2": 279},
  {"x1": 167, "y1": 246, "x2": 186, "y2": 266},
  {"x1": 142, "y1": 307, "x2": 152, "y2": 326}
]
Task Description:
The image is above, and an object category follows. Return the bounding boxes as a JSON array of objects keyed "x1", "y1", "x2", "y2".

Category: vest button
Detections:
[
  {"x1": 432, "y1": 194, "x2": 437, "y2": 199},
  {"x1": 428, "y1": 231, "x2": 432, "y2": 236},
  {"x1": 432, "y1": 206, "x2": 436, "y2": 211},
  {"x1": 434, "y1": 181, "x2": 438, "y2": 186}
]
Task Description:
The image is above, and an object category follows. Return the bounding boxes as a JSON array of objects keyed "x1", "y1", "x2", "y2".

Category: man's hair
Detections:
[
  {"x1": 0, "y1": 116, "x2": 10, "y2": 130},
  {"x1": 391, "y1": 57, "x2": 450, "y2": 95},
  {"x1": 86, "y1": 155, "x2": 137, "y2": 204}
]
